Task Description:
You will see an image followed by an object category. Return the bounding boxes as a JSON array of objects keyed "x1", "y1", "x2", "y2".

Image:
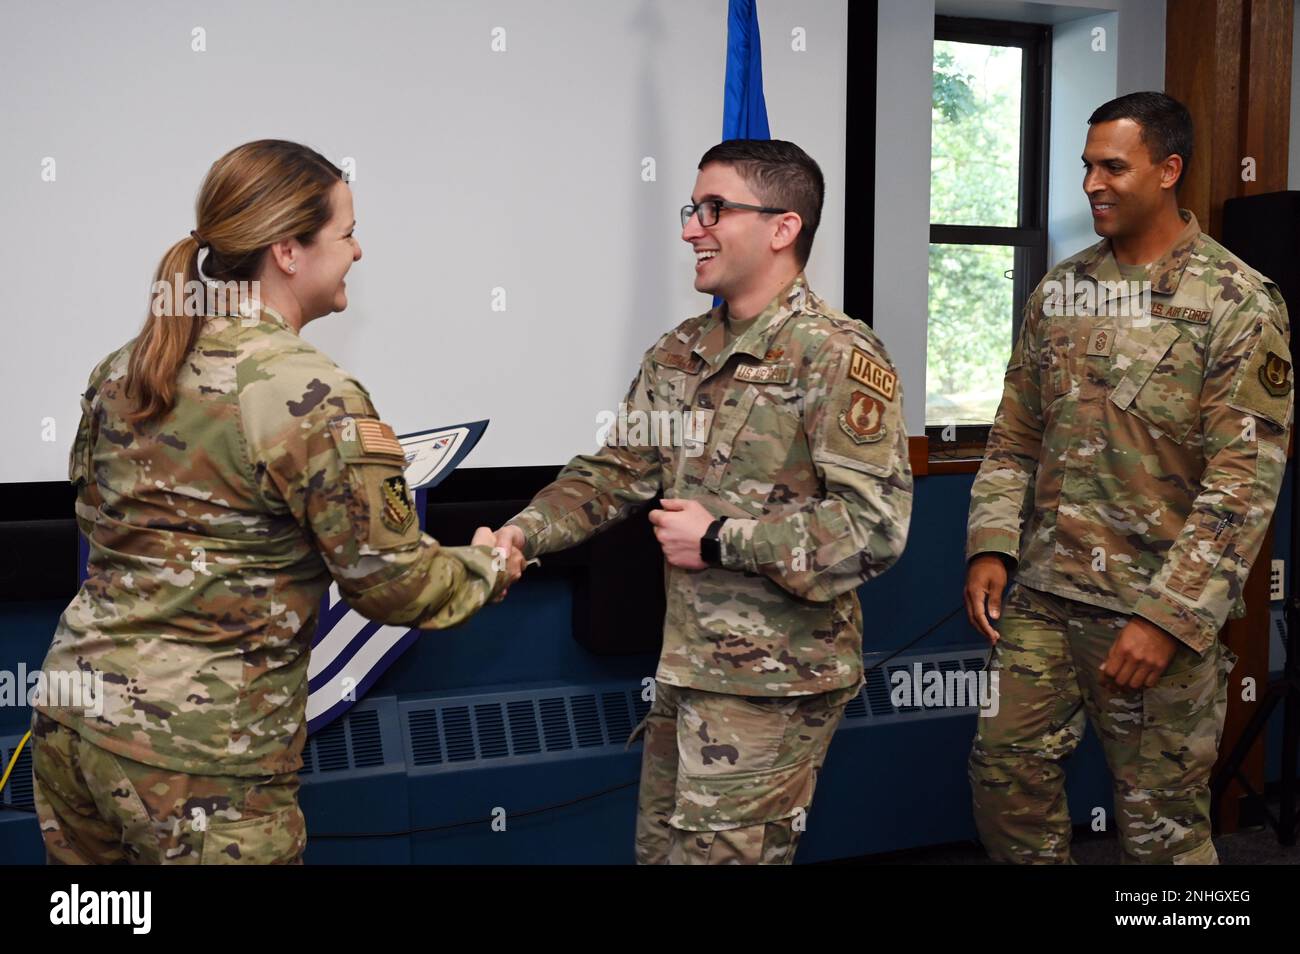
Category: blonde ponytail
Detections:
[
  {"x1": 123, "y1": 235, "x2": 205, "y2": 425},
  {"x1": 122, "y1": 140, "x2": 344, "y2": 424}
]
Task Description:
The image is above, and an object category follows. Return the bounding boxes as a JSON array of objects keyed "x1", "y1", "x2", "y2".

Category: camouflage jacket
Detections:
[
  {"x1": 36, "y1": 304, "x2": 503, "y2": 776},
  {"x1": 968, "y1": 211, "x2": 1292, "y2": 653},
  {"x1": 506, "y1": 275, "x2": 913, "y2": 696}
]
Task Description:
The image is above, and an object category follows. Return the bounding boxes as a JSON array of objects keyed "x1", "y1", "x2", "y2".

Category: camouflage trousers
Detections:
[
  {"x1": 969, "y1": 583, "x2": 1237, "y2": 864},
  {"x1": 627, "y1": 679, "x2": 859, "y2": 864},
  {"x1": 30, "y1": 712, "x2": 306, "y2": 865}
]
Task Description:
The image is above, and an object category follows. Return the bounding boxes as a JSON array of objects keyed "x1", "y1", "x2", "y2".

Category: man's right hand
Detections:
[
  {"x1": 490, "y1": 525, "x2": 528, "y2": 600},
  {"x1": 471, "y1": 525, "x2": 525, "y2": 600},
  {"x1": 964, "y1": 553, "x2": 1009, "y2": 644},
  {"x1": 493, "y1": 524, "x2": 525, "y2": 555}
]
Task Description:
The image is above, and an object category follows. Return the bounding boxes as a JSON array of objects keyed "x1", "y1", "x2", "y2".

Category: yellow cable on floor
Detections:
[{"x1": 0, "y1": 731, "x2": 32, "y2": 796}]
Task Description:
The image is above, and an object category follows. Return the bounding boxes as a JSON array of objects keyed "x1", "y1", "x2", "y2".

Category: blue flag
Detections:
[{"x1": 723, "y1": 0, "x2": 771, "y2": 140}]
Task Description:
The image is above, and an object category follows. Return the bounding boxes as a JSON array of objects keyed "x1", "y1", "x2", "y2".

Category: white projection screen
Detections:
[{"x1": 0, "y1": 0, "x2": 848, "y2": 481}]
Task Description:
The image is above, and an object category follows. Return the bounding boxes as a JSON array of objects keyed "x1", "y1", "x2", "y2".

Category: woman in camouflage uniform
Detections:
[{"x1": 29, "y1": 140, "x2": 521, "y2": 864}]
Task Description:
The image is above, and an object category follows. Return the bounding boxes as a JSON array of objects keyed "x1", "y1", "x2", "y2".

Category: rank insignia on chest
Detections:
[
  {"x1": 380, "y1": 475, "x2": 415, "y2": 533},
  {"x1": 1087, "y1": 327, "x2": 1114, "y2": 356},
  {"x1": 848, "y1": 348, "x2": 897, "y2": 400},
  {"x1": 838, "y1": 390, "x2": 886, "y2": 444},
  {"x1": 735, "y1": 362, "x2": 793, "y2": 384},
  {"x1": 1261, "y1": 351, "x2": 1292, "y2": 397}
]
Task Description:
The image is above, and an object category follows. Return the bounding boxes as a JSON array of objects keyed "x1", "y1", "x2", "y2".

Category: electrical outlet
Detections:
[{"x1": 1271, "y1": 559, "x2": 1284, "y2": 602}]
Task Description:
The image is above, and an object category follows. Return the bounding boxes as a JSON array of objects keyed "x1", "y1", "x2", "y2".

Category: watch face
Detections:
[{"x1": 700, "y1": 519, "x2": 725, "y2": 566}]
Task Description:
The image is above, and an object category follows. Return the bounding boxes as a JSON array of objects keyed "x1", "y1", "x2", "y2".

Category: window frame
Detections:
[{"x1": 926, "y1": 15, "x2": 1052, "y2": 458}]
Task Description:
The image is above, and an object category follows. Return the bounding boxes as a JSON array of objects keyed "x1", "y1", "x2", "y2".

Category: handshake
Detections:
[
  {"x1": 471, "y1": 525, "x2": 529, "y2": 602},
  {"x1": 468, "y1": 497, "x2": 720, "y2": 603}
]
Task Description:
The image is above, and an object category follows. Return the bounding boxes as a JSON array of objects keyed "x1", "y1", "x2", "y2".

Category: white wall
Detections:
[
  {"x1": 1049, "y1": 11, "x2": 1118, "y2": 265},
  {"x1": 875, "y1": 0, "x2": 1166, "y2": 434},
  {"x1": 874, "y1": 0, "x2": 936, "y2": 437},
  {"x1": 0, "y1": 0, "x2": 848, "y2": 482}
]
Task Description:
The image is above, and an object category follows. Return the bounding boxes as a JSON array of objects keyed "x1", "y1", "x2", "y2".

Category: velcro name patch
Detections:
[{"x1": 734, "y1": 363, "x2": 793, "y2": 384}]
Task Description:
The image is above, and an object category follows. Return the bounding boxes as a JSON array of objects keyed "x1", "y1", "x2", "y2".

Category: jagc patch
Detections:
[
  {"x1": 838, "y1": 390, "x2": 886, "y2": 444},
  {"x1": 380, "y1": 475, "x2": 415, "y2": 533},
  {"x1": 848, "y1": 348, "x2": 897, "y2": 401}
]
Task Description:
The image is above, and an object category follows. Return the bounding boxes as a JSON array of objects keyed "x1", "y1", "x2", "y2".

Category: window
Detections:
[{"x1": 927, "y1": 17, "x2": 1050, "y2": 449}]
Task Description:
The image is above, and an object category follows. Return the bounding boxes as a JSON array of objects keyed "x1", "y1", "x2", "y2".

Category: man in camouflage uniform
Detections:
[
  {"x1": 34, "y1": 278, "x2": 512, "y2": 863},
  {"x1": 965, "y1": 93, "x2": 1292, "y2": 864},
  {"x1": 495, "y1": 140, "x2": 913, "y2": 864}
]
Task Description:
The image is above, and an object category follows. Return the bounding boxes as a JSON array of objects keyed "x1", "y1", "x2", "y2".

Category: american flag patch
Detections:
[{"x1": 357, "y1": 419, "x2": 404, "y2": 457}]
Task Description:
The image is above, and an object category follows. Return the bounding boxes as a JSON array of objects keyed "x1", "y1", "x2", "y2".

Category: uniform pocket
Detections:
[
  {"x1": 702, "y1": 386, "x2": 801, "y2": 515},
  {"x1": 653, "y1": 370, "x2": 687, "y2": 408},
  {"x1": 1109, "y1": 323, "x2": 1199, "y2": 443},
  {"x1": 1038, "y1": 317, "x2": 1075, "y2": 400},
  {"x1": 1137, "y1": 645, "x2": 1224, "y2": 790},
  {"x1": 199, "y1": 803, "x2": 306, "y2": 865},
  {"x1": 1164, "y1": 510, "x2": 1239, "y2": 599},
  {"x1": 702, "y1": 385, "x2": 761, "y2": 492}
]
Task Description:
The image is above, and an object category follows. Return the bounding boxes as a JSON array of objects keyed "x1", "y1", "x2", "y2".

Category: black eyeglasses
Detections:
[{"x1": 680, "y1": 198, "x2": 789, "y2": 228}]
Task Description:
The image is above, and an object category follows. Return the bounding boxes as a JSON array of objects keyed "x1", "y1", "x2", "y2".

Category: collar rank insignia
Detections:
[
  {"x1": 1261, "y1": 351, "x2": 1292, "y2": 397},
  {"x1": 381, "y1": 475, "x2": 415, "y2": 533},
  {"x1": 839, "y1": 390, "x2": 886, "y2": 444}
]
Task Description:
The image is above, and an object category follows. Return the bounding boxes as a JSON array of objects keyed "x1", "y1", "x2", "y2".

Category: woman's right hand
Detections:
[{"x1": 473, "y1": 526, "x2": 525, "y2": 599}]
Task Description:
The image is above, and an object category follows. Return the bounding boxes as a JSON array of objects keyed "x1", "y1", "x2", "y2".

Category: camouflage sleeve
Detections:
[
  {"x1": 966, "y1": 295, "x2": 1045, "y2": 562},
  {"x1": 504, "y1": 348, "x2": 663, "y2": 559},
  {"x1": 1131, "y1": 288, "x2": 1293, "y2": 652},
  {"x1": 239, "y1": 355, "x2": 503, "y2": 629},
  {"x1": 718, "y1": 331, "x2": 913, "y2": 602},
  {"x1": 69, "y1": 348, "x2": 121, "y2": 539},
  {"x1": 68, "y1": 386, "x2": 98, "y2": 540}
]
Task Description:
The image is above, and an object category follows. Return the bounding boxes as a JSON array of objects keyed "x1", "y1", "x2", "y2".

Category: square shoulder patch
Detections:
[
  {"x1": 328, "y1": 416, "x2": 408, "y2": 463},
  {"x1": 1229, "y1": 321, "x2": 1292, "y2": 429}
]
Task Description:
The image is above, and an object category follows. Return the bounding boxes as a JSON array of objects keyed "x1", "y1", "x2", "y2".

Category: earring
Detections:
[{"x1": 289, "y1": 264, "x2": 296, "y2": 273}]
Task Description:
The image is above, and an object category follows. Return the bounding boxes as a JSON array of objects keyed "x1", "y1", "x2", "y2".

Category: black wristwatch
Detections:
[{"x1": 699, "y1": 518, "x2": 727, "y2": 567}]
